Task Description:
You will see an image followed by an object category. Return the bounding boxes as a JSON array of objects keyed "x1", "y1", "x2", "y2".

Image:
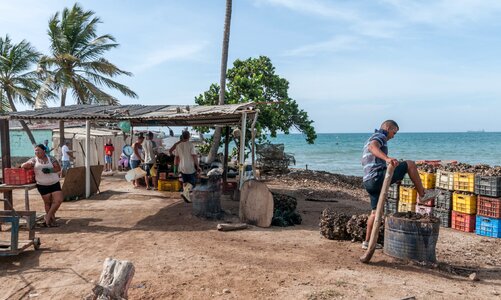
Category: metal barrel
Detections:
[{"x1": 384, "y1": 215, "x2": 440, "y2": 262}]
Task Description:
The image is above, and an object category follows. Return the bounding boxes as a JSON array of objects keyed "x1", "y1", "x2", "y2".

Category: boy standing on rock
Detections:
[{"x1": 361, "y1": 120, "x2": 438, "y2": 249}]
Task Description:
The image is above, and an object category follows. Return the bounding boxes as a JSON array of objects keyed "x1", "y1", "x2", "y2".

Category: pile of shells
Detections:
[
  {"x1": 319, "y1": 209, "x2": 351, "y2": 240},
  {"x1": 271, "y1": 193, "x2": 302, "y2": 227},
  {"x1": 439, "y1": 163, "x2": 501, "y2": 176},
  {"x1": 393, "y1": 211, "x2": 440, "y2": 222},
  {"x1": 346, "y1": 214, "x2": 384, "y2": 244},
  {"x1": 439, "y1": 162, "x2": 474, "y2": 172},
  {"x1": 271, "y1": 192, "x2": 297, "y2": 212},
  {"x1": 417, "y1": 163, "x2": 438, "y2": 173},
  {"x1": 473, "y1": 165, "x2": 501, "y2": 176},
  {"x1": 319, "y1": 209, "x2": 385, "y2": 244}
]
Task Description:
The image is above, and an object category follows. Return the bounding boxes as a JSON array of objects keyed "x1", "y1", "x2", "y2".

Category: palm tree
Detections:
[
  {"x1": 207, "y1": 0, "x2": 233, "y2": 163},
  {"x1": 41, "y1": 3, "x2": 138, "y2": 146},
  {"x1": 0, "y1": 35, "x2": 42, "y2": 145}
]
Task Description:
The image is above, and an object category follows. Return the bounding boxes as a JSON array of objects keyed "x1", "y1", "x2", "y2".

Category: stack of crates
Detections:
[
  {"x1": 434, "y1": 169, "x2": 455, "y2": 227},
  {"x1": 434, "y1": 189, "x2": 453, "y2": 227},
  {"x1": 475, "y1": 176, "x2": 501, "y2": 238},
  {"x1": 398, "y1": 176, "x2": 417, "y2": 212},
  {"x1": 415, "y1": 171, "x2": 436, "y2": 215},
  {"x1": 385, "y1": 183, "x2": 399, "y2": 215},
  {"x1": 451, "y1": 172, "x2": 476, "y2": 232}
]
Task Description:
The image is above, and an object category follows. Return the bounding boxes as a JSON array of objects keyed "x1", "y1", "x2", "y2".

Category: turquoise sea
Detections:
[{"x1": 269, "y1": 132, "x2": 501, "y2": 177}]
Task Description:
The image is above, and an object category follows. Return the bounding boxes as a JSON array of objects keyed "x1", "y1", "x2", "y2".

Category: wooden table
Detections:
[{"x1": 0, "y1": 183, "x2": 37, "y2": 210}]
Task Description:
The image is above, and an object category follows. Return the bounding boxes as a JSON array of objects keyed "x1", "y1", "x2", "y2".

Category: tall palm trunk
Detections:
[
  {"x1": 59, "y1": 87, "x2": 67, "y2": 147},
  {"x1": 6, "y1": 91, "x2": 36, "y2": 145},
  {"x1": 208, "y1": 0, "x2": 232, "y2": 163}
]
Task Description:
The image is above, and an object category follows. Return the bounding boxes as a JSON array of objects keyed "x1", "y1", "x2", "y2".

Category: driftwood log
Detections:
[
  {"x1": 88, "y1": 258, "x2": 135, "y2": 300},
  {"x1": 217, "y1": 223, "x2": 248, "y2": 231}
]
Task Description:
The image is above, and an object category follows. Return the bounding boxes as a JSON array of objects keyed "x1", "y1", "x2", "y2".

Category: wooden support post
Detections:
[
  {"x1": 0, "y1": 119, "x2": 12, "y2": 210},
  {"x1": 223, "y1": 126, "x2": 230, "y2": 185},
  {"x1": 85, "y1": 120, "x2": 91, "y2": 198},
  {"x1": 88, "y1": 257, "x2": 135, "y2": 300}
]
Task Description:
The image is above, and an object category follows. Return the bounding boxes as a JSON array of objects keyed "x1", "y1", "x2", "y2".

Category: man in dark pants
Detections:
[{"x1": 361, "y1": 120, "x2": 438, "y2": 249}]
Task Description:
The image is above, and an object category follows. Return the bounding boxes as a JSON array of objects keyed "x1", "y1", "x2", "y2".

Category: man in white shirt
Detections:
[
  {"x1": 61, "y1": 141, "x2": 75, "y2": 176},
  {"x1": 171, "y1": 131, "x2": 201, "y2": 202}
]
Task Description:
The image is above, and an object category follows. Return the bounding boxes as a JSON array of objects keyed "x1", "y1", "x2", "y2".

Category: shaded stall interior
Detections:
[{"x1": 0, "y1": 103, "x2": 257, "y2": 209}]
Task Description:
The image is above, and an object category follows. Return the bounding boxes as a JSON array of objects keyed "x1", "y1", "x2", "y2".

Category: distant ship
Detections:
[{"x1": 466, "y1": 129, "x2": 485, "y2": 133}]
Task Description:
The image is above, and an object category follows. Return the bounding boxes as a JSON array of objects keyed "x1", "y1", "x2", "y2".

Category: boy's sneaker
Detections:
[
  {"x1": 181, "y1": 183, "x2": 193, "y2": 203},
  {"x1": 418, "y1": 189, "x2": 440, "y2": 204},
  {"x1": 362, "y1": 241, "x2": 383, "y2": 250}
]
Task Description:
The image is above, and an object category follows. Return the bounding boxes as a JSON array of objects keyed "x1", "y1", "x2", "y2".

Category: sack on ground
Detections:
[{"x1": 125, "y1": 167, "x2": 147, "y2": 182}]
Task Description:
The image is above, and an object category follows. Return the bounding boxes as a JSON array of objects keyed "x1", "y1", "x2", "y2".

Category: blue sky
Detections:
[{"x1": 2, "y1": 0, "x2": 501, "y2": 133}]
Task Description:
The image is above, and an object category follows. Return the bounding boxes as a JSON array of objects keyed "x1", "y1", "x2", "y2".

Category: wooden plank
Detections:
[
  {"x1": 360, "y1": 164, "x2": 395, "y2": 263},
  {"x1": 239, "y1": 180, "x2": 273, "y2": 228},
  {"x1": 217, "y1": 223, "x2": 248, "y2": 231},
  {"x1": 62, "y1": 165, "x2": 104, "y2": 199}
]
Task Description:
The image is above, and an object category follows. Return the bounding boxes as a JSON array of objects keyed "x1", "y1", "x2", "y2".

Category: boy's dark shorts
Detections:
[
  {"x1": 363, "y1": 161, "x2": 408, "y2": 210},
  {"x1": 181, "y1": 173, "x2": 197, "y2": 187}
]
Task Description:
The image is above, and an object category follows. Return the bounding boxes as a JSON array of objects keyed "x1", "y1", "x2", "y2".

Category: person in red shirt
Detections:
[{"x1": 104, "y1": 139, "x2": 115, "y2": 172}]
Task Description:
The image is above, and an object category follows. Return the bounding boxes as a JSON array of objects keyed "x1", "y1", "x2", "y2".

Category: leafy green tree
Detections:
[
  {"x1": 0, "y1": 35, "x2": 42, "y2": 145},
  {"x1": 41, "y1": 3, "x2": 138, "y2": 146},
  {"x1": 195, "y1": 56, "x2": 316, "y2": 146}
]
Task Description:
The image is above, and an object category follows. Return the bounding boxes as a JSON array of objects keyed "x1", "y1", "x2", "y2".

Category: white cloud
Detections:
[
  {"x1": 284, "y1": 35, "x2": 362, "y2": 56},
  {"x1": 133, "y1": 42, "x2": 209, "y2": 73},
  {"x1": 253, "y1": 0, "x2": 357, "y2": 21}
]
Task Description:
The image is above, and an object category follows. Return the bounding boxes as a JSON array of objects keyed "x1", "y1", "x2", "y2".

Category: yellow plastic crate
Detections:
[
  {"x1": 399, "y1": 186, "x2": 417, "y2": 204},
  {"x1": 453, "y1": 172, "x2": 475, "y2": 192},
  {"x1": 158, "y1": 179, "x2": 181, "y2": 192},
  {"x1": 419, "y1": 171, "x2": 436, "y2": 189},
  {"x1": 453, "y1": 192, "x2": 477, "y2": 214},
  {"x1": 398, "y1": 202, "x2": 416, "y2": 213},
  {"x1": 436, "y1": 170, "x2": 454, "y2": 190}
]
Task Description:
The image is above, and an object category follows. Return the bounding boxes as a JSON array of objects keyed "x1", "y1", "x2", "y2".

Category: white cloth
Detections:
[
  {"x1": 175, "y1": 141, "x2": 197, "y2": 174},
  {"x1": 143, "y1": 139, "x2": 156, "y2": 164},
  {"x1": 61, "y1": 145, "x2": 71, "y2": 161},
  {"x1": 28, "y1": 156, "x2": 60, "y2": 186}
]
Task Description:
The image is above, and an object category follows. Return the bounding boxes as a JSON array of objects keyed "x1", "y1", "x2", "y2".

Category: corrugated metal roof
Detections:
[{"x1": 2, "y1": 103, "x2": 255, "y2": 126}]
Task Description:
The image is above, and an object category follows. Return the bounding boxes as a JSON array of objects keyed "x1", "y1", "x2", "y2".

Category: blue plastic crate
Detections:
[{"x1": 475, "y1": 216, "x2": 501, "y2": 238}]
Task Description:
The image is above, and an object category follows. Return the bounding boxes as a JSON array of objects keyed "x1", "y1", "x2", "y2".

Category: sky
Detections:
[{"x1": 2, "y1": 0, "x2": 501, "y2": 133}]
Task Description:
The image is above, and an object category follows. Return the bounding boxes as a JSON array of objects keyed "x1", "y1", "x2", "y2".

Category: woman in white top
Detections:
[
  {"x1": 22, "y1": 144, "x2": 63, "y2": 227},
  {"x1": 129, "y1": 134, "x2": 145, "y2": 188}
]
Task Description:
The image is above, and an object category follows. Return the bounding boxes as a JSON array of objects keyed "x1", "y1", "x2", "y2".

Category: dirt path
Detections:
[{"x1": 1, "y1": 172, "x2": 500, "y2": 299}]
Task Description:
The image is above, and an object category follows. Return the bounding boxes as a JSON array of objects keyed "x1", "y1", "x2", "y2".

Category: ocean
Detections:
[{"x1": 269, "y1": 132, "x2": 501, "y2": 177}]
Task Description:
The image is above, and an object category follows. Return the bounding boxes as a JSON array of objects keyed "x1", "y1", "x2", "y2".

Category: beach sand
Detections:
[{"x1": 1, "y1": 170, "x2": 500, "y2": 299}]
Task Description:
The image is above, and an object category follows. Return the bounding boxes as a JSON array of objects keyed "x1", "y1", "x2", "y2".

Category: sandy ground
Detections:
[{"x1": 1, "y1": 171, "x2": 501, "y2": 300}]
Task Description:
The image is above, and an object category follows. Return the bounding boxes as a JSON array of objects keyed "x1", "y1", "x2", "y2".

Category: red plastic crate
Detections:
[
  {"x1": 477, "y1": 195, "x2": 501, "y2": 218},
  {"x1": 4, "y1": 168, "x2": 35, "y2": 185},
  {"x1": 3, "y1": 168, "x2": 35, "y2": 185},
  {"x1": 451, "y1": 210, "x2": 476, "y2": 233}
]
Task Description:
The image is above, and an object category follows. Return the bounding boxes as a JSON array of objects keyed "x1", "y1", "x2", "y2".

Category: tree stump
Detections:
[{"x1": 89, "y1": 258, "x2": 135, "y2": 300}]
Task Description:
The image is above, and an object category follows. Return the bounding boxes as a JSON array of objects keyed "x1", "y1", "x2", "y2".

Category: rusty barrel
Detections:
[
  {"x1": 384, "y1": 214, "x2": 440, "y2": 262},
  {"x1": 192, "y1": 175, "x2": 223, "y2": 219}
]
